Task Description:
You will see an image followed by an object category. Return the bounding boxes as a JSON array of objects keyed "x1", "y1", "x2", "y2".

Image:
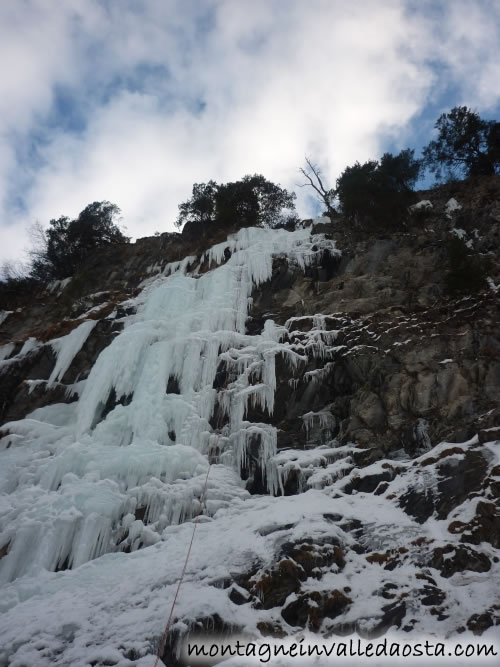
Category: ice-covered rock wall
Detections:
[{"x1": 1, "y1": 179, "x2": 500, "y2": 667}]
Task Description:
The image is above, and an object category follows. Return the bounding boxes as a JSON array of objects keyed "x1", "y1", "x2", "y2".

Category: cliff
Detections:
[{"x1": 0, "y1": 176, "x2": 499, "y2": 665}]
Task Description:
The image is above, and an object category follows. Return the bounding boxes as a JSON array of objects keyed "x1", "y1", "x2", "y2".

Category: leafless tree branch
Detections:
[{"x1": 298, "y1": 157, "x2": 336, "y2": 215}]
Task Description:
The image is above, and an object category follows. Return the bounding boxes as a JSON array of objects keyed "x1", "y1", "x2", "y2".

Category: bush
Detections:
[
  {"x1": 176, "y1": 174, "x2": 296, "y2": 229},
  {"x1": 423, "y1": 106, "x2": 500, "y2": 181},
  {"x1": 30, "y1": 201, "x2": 129, "y2": 281},
  {"x1": 336, "y1": 149, "x2": 421, "y2": 226}
]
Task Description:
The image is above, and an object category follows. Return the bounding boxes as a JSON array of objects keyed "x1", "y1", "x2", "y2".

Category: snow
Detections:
[
  {"x1": 409, "y1": 199, "x2": 433, "y2": 211},
  {"x1": 451, "y1": 227, "x2": 466, "y2": 239},
  {"x1": 445, "y1": 198, "x2": 462, "y2": 217},
  {"x1": 450, "y1": 227, "x2": 474, "y2": 248}
]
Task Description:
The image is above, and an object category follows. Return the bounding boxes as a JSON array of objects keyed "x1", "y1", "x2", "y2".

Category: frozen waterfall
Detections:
[{"x1": 0, "y1": 226, "x2": 338, "y2": 583}]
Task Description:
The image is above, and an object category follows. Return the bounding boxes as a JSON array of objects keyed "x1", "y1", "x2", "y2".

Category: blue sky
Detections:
[{"x1": 1, "y1": 0, "x2": 500, "y2": 266}]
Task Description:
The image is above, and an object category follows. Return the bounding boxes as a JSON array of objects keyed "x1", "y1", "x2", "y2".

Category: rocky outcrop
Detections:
[{"x1": 243, "y1": 177, "x2": 500, "y2": 462}]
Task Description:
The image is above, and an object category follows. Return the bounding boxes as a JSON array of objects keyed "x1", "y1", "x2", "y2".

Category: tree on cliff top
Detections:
[
  {"x1": 336, "y1": 149, "x2": 421, "y2": 226},
  {"x1": 423, "y1": 106, "x2": 500, "y2": 181},
  {"x1": 30, "y1": 201, "x2": 129, "y2": 281},
  {"x1": 176, "y1": 174, "x2": 297, "y2": 229}
]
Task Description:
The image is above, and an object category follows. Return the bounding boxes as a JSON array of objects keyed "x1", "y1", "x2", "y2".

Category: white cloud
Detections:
[{"x1": 1, "y1": 0, "x2": 499, "y2": 265}]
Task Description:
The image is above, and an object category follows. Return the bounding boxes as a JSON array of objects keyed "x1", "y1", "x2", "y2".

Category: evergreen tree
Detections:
[
  {"x1": 31, "y1": 201, "x2": 128, "y2": 281},
  {"x1": 176, "y1": 175, "x2": 296, "y2": 229},
  {"x1": 336, "y1": 149, "x2": 421, "y2": 226},
  {"x1": 423, "y1": 106, "x2": 500, "y2": 181}
]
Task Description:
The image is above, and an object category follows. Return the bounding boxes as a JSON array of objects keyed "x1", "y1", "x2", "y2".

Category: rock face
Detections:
[{"x1": 0, "y1": 176, "x2": 499, "y2": 665}]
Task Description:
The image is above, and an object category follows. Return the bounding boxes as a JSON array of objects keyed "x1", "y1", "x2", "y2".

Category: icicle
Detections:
[
  {"x1": 0, "y1": 343, "x2": 15, "y2": 362},
  {"x1": 48, "y1": 320, "x2": 97, "y2": 387},
  {"x1": 302, "y1": 408, "x2": 336, "y2": 444}
]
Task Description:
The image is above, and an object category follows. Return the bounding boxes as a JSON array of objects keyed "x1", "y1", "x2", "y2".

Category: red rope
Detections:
[{"x1": 153, "y1": 463, "x2": 212, "y2": 667}]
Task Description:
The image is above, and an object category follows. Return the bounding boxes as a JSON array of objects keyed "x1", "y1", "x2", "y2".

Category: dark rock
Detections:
[
  {"x1": 374, "y1": 481, "x2": 389, "y2": 495},
  {"x1": 281, "y1": 590, "x2": 351, "y2": 630},
  {"x1": 400, "y1": 449, "x2": 489, "y2": 523},
  {"x1": 448, "y1": 500, "x2": 500, "y2": 548},
  {"x1": 167, "y1": 375, "x2": 180, "y2": 394},
  {"x1": 2, "y1": 380, "x2": 76, "y2": 425},
  {"x1": 429, "y1": 545, "x2": 491, "y2": 578},
  {"x1": 345, "y1": 466, "x2": 398, "y2": 494},
  {"x1": 366, "y1": 547, "x2": 409, "y2": 571},
  {"x1": 419, "y1": 585, "x2": 446, "y2": 606},
  {"x1": 359, "y1": 601, "x2": 407, "y2": 638},
  {"x1": 245, "y1": 316, "x2": 266, "y2": 335},
  {"x1": 466, "y1": 611, "x2": 496, "y2": 635},
  {"x1": 256, "y1": 621, "x2": 287, "y2": 638},
  {"x1": 401, "y1": 419, "x2": 432, "y2": 457},
  {"x1": 228, "y1": 586, "x2": 251, "y2": 605},
  {"x1": 478, "y1": 426, "x2": 500, "y2": 443},
  {"x1": 435, "y1": 450, "x2": 489, "y2": 519},
  {"x1": 99, "y1": 389, "x2": 132, "y2": 423},
  {"x1": 211, "y1": 362, "x2": 228, "y2": 391},
  {"x1": 279, "y1": 541, "x2": 345, "y2": 577},
  {"x1": 399, "y1": 485, "x2": 435, "y2": 523},
  {"x1": 60, "y1": 319, "x2": 117, "y2": 384},
  {"x1": 252, "y1": 560, "x2": 304, "y2": 609},
  {"x1": 0, "y1": 345, "x2": 56, "y2": 423}
]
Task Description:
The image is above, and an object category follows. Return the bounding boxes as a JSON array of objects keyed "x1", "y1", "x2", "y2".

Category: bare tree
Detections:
[
  {"x1": 26, "y1": 221, "x2": 47, "y2": 261},
  {"x1": 298, "y1": 157, "x2": 336, "y2": 216},
  {"x1": 1, "y1": 259, "x2": 28, "y2": 281}
]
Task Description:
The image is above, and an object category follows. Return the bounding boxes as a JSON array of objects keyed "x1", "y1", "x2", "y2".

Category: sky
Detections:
[{"x1": 1, "y1": 0, "x2": 500, "y2": 268}]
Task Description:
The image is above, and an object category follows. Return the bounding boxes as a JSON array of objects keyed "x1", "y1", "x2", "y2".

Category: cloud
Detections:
[{"x1": 1, "y1": 0, "x2": 499, "y2": 265}]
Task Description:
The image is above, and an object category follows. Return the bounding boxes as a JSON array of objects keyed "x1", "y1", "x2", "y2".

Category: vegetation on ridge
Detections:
[{"x1": 1, "y1": 105, "x2": 498, "y2": 297}]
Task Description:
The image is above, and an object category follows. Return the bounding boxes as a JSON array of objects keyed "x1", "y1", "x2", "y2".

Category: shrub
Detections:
[
  {"x1": 176, "y1": 174, "x2": 296, "y2": 229},
  {"x1": 423, "y1": 106, "x2": 500, "y2": 181}
]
